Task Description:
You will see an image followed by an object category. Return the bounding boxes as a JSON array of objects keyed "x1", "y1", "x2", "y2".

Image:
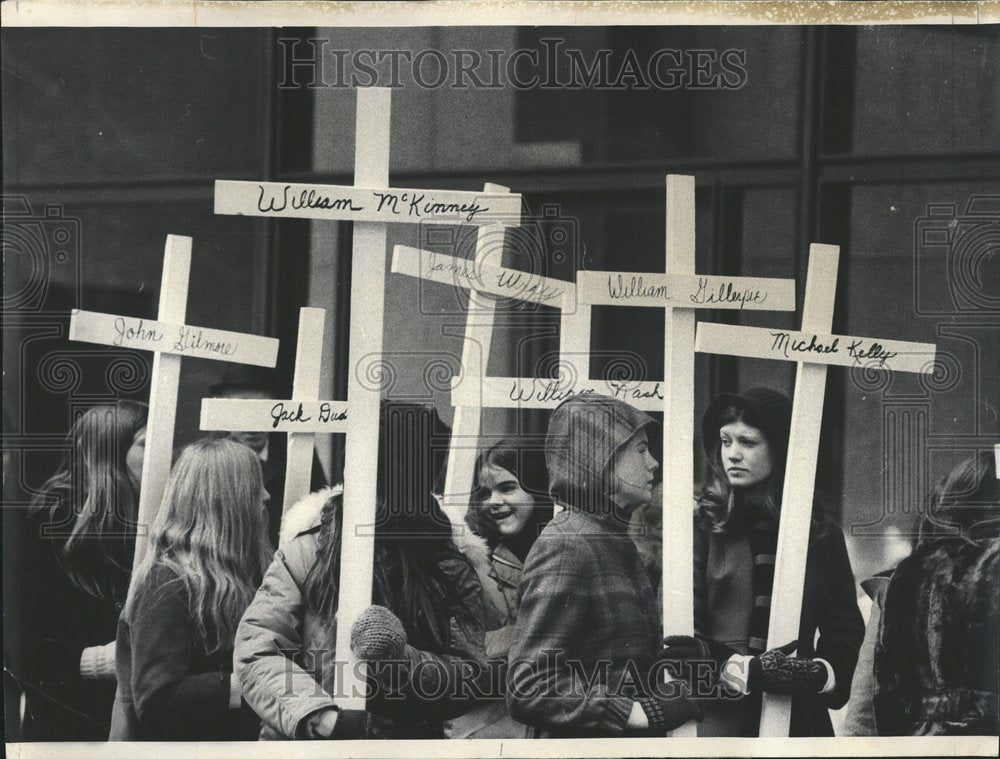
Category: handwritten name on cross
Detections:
[
  {"x1": 69, "y1": 235, "x2": 279, "y2": 568},
  {"x1": 215, "y1": 88, "x2": 520, "y2": 709},
  {"x1": 568, "y1": 175, "x2": 797, "y2": 736},
  {"x1": 695, "y1": 243, "x2": 937, "y2": 736},
  {"x1": 200, "y1": 308, "x2": 347, "y2": 522},
  {"x1": 392, "y1": 188, "x2": 577, "y2": 530}
]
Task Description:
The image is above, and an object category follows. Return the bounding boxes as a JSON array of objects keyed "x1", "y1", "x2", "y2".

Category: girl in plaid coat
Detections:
[{"x1": 507, "y1": 394, "x2": 702, "y2": 737}]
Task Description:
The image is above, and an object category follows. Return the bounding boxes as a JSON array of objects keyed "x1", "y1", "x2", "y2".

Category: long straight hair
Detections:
[
  {"x1": 304, "y1": 403, "x2": 476, "y2": 653},
  {"x1": 125, "y1": 438, "x2": 272, "y2": 654},
  {"x1": 31, "y1": 400, "x2": 147, "y2": 600}
]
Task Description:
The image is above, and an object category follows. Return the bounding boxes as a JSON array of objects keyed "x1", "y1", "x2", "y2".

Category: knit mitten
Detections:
[
  {"x1": 637, "y1": 691, "x2": 703, "y2": 735},
  {"x1": 349, "y1": 605, "x2": 407, "y2": 662},
  {"x1": 747, "y1": 640, "x2": 827, "y2": 695}
]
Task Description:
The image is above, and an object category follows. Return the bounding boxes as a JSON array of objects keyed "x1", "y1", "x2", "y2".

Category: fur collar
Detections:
[{"x1": 278, "y1": 484, "x2": 342, "y2": 548}]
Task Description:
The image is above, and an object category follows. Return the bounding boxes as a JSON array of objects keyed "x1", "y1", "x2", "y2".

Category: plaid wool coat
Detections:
[{"x1": 506, "y1": 507, "x2": 663, "y2": 737}]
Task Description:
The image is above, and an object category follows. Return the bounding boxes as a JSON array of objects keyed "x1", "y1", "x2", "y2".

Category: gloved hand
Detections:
[
  {"x1": 659, "y1": 634, "x2": 736, "y2": 683},
  {"x1": 636, "y1": 691, "x2": 704, "y2": 735},
  {"x1": 298, "y1": 706, "x2": 368, "y2": 739},
  {"x1": 328, "y1": 709, "x2": 368, "y2": 739},
  {"x1": 349, "y1": 605, "x2": 407, "y2": 662},
  {"x1": 747, "y1": 640, "x2": 827, "y2": 696}
]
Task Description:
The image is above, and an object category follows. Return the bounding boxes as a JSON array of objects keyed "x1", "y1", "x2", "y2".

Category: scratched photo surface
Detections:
[{"x1": 2, "y1": 16, "x2": 998, "y2": 757}]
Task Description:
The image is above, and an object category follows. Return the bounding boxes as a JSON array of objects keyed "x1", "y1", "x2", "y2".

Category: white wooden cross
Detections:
[
  {"x1": 68, "y1": 234, "x2": 280, "y2": 569},
  {"x1": 199, "y1": 307, "x2": 347, "y2": 522},
  {"x1": 695, "y1": 243, "x2": 937, "y2": 736},
  {"x1": 214, "y1": 87, "x2": 521, "y2": 708},
  {"x1": 391, "y1": 192, "x2": 577, "y2": 531},
  {"x1": 570, "y1": 174, "x2": 797, "y2": 737}
]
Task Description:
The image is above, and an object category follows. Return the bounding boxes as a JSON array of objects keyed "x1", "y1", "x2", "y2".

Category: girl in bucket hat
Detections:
[
  {"x1": 663, "y1": 387, "x2": 863, "y2": 736},
  {"x1": 506, "y1": 394, "x2": 702, "y2": 737}
]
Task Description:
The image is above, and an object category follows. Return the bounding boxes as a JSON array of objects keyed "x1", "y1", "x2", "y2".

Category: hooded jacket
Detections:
[
  {"x1": 545, "y1": 393, "x2": 657, "y2": 516},
  {"x1": 508, "y1": 395, "x2": 699, "y2": 737}
]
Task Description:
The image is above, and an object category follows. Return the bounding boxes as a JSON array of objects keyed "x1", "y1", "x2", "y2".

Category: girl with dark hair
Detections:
[
  {"x1": 19, "y1": 400, "x2": 147, "y2": 740},
  {"x1": 114, "y1": 438, "x2": 271, "y2": 740},
  {"x1": 666, "y1": 387, "x2": 864, "y2": 737},
  {"x1": 449, "y1": 440, "x2": 554, "y2": 738},
  {"x1": 874, "y1": 451, "x2": 999, "y2": 735},
  {"x1": 234, "y1": 402, "x2": 487, "y2": 739}
]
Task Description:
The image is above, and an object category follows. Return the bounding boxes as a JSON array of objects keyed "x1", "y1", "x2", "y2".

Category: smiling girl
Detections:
[{"x1": 449, "y1": 441, "x2": 554, "y2": 738}]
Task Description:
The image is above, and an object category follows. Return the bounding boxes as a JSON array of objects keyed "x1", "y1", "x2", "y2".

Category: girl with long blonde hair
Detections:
[{"x1": 115, "y1": 437, "x2": 271, "y2": 740}]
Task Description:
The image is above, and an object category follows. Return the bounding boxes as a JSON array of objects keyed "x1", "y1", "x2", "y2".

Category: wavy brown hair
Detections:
[
  {"x1": 465, "y1": 439, "x2": 554, "y2": 552},
  {"x1": 697, "y1": 401, "x2": 826, "y2": 537}
]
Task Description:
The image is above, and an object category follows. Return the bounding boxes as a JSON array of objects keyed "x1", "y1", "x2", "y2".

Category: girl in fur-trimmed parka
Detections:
[
  {"x1": 874, "y1": 451, "x2": 999, "y2": 736},
  {"x1": 663, "y1": 387, "x2": 864, "y2": 737},
  {"x1": 234, "y1": 403, "x2": 488, "y2": 740}
]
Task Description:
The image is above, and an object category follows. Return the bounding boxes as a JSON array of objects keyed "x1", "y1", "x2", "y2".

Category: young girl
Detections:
[
  {"x1": 449, "y1": 439, "x2": 554, "y2": 738},
  {"x1": 673, "y1": 387, "x2": 864, "y2": 737},
  {"x1": 507, "y1": 394, "x2": 702, "y2": 737},
  {"x1": 115, "y1": 437, "x2": 270, "y2": 740},
  {"x1": 234, "y1": 402, "x2": 487, "y2": 739},
  {"x1": 20, "y1": 400, "x2": 147, "y2": 740},
  {"x1": 874, "y1": 451, "x2": 999, "y2": 735}
]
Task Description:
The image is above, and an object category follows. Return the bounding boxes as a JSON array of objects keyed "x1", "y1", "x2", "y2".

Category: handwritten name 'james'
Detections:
[{"x1": 427, "y1": 253, "x2": 563, "y2": 302}]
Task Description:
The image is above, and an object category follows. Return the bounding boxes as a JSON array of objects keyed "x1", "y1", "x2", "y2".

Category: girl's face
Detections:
[
  {"x1": 477, "y1": 464, "x2": 536, "y2": 539},
  {"x1": 126, "y1": 426, "x2": 147, "y2": 487},
  {"x1": 719, "y1": 420, "x2": 773, "y2": 489},
  {"x1": 609, "y1": 431, "x2": 659, "y2": 511}
]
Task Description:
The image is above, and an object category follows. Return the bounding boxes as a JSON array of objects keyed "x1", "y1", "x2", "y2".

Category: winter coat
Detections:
[
  {"x1": 693, "y1": 511, "x2": 865, "y2": 736},
  {"x1": 842, "y1": 572, "x2": 892, "y2": 736},
  {"x1": 507, "y1": 507, "x2": 665, "y2": 737},
  {"x1": 507, "y1": 394, "x2": 677, "y2": 737},
  {"x1": 13, "y1": 488, "x2": 132, "y2": 740},
  {"x1": 448, "y1": 542, "x2": 533, "y2": 739},
  {"x1": 873, "y1": 538, "x2": 999, "y2": 735},
  {"x1": 114, "y1": 562, "x2": 260, "y2": 741},
  {"x1": 234, "y1": 488, "x2": 489, "y2": 739}
]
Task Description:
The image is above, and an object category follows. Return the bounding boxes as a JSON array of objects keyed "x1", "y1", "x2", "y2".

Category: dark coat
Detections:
[
  {"x1": 261, "y1": 434, "x2": 328, "y2": 547},
  {"x1": 12, "y1": 489, "x2": 131, "y2": 741},
  {"x1": 693, "y1": 513, "x2": 864, "y2": 737},
  {"x1": 873, "y1": 538, "x2": 999, "y2": 735},
  {"x1": 115, "y1": 563, "x2": 260, "y2": 741}
]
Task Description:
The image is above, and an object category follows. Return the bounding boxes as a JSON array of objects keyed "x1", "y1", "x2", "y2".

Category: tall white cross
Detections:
[
  {"x1": 569, "y1": 174, "x2": 797, "y2": 736},
  {"x1": 68, "y1": 234, "x2": 280, "y2": 568},
  {"x1": 199, "y1": 307, "x2": 347, "y2": 522},
  {"x1": 215, "y1": 87, "x2": 521, "y2": 708},
  {"x1": 391, "y1": 199, "x2": 578, "y2": 531},
  {"x1": 695, "y1": 243, "x2": 937, "y2": 736}
]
